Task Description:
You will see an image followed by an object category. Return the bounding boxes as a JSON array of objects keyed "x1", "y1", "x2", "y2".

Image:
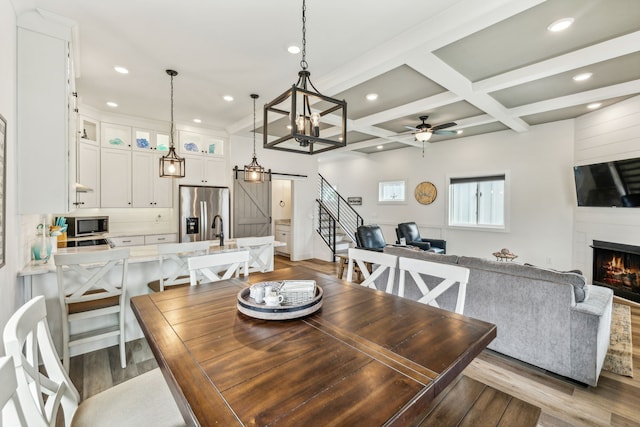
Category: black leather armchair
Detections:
[
  {"x1": 396, "y1": 222, "x2": 446, "y2": 254},
  {"x1": 355, "y1": 224, "x2": 387, "y2": 252}
]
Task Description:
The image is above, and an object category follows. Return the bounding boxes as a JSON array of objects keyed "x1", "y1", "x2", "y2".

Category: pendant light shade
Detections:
[
  {"x1": 160, "y1": 69, "x2": 185, "y2": 178},
  {"x1": 263, "y1": 0, "x2": 347, "y2": 155},
  {"x1": 244, "y1": 94, "x2": 265, "y2": 182}
]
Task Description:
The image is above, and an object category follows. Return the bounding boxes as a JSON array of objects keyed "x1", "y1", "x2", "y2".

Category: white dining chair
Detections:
[
  {"x1": 3, "y1": 295, "x2": 185, "y2": 427},
  {"x1": 54, "y1": 248, "x2": 130, "y2": 371},
  {"x1": 398, "y1": 256, "x2": 470, "y2": 314},
  {"x1": 188, "y1": 250, "x2": 250, "y2": 285},
  {"x1": 235, "y1": 235, "x2": 275, "y2": 273},
  {"x1": 149, "y1": 240, "x2": 211, "y2": 292},
  {"x1": 346, "y1": 248, "x2": 398, "y2": 294},
  {"x1": 0, "y1": 356, "x2": 29, "y2": 427}
]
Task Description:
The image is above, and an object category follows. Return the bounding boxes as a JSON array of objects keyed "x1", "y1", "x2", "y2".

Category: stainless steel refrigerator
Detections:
[{"x1": 179, "y1": 185, "x2": 230, "y2": 243}]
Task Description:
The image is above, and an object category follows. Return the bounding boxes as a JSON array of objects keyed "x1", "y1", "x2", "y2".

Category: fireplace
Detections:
[{"x1": 592, "y1": 240, "x2": 640, "y2": 302}]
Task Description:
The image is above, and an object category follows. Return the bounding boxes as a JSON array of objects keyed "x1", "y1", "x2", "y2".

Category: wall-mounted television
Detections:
[{"x1": 574, "y1": 157, "x2": 640, "y2": 207}]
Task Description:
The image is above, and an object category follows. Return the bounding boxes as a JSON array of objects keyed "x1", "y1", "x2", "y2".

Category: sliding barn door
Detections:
[{"x1": 233, "y1": 171, "x2": 272, "y2": 238}]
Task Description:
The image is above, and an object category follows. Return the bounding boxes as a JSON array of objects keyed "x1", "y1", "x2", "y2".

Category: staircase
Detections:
[{"x1": 316, "y1": 174, "x2": 363, "y2": 258}]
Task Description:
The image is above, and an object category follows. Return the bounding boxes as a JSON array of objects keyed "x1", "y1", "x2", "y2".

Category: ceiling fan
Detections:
[{"x1": 404, "y1": 115, "x2": 458, "y2": 142}]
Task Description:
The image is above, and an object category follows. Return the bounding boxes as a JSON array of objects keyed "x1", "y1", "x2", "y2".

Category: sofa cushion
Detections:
[
  {"x1": 458, "y1": 256, "x2": 588, "y2": 302},
  {"x1": 383, "y1": 245, "x2": 459, "y2": 265}
]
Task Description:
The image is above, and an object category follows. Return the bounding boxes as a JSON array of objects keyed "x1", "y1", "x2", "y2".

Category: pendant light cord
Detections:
[
  {"x1": 252, "y1": 95, "x2": 257, "y2": 156},
  {"x1": 300, "y1": 0, "x2": 308, "y2": 70},
  {"x1": 170, "y1": 72, "x2": 175, "y2": 148}
]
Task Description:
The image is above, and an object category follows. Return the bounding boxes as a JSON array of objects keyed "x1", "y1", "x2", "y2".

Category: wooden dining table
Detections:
[{"x1": 131, "y1": 266, "x2": 496, "y2": 426}]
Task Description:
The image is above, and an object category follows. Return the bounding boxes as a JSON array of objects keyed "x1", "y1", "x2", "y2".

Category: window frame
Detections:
[
  {"x1": 377, "y1": 179, "x2": 407, "y2": 205},
  {"x1": 446, "y1": 171, "x2": 510, "y2": 232}
]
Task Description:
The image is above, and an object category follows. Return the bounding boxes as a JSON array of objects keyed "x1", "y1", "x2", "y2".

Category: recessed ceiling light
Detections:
[
  {"x1": 573, "y1": 72, "x2": 592, "y2": 82},
  {"x1": 587, "y1": 102, "x2": 602, "y2": 109},
  {"x1": 456, "y1": 130, "x2": 464, "y2": 135},
  {"x1": 193, "y1": 118, "x2": 202, "y2": 123},
  {"x1": 366, "y1": 93, "x2": 378, "y2": 101},
  {"x1": 286, "y1": 124, "x2": 292, "y2": 130},
  {"x1": 106, "y1": 101, "x2": 118, "y2": 107},
  {"x1": 338, "y1": 137, "x2": 343, "y2": 142},
  {"x1": 287, "y1": 45, "x2": 301, "y2": 54},
  {"x1": 547, "y1": 17, "x2": 574, "y2": 32},
  {"x1": 377, "y1": 145, "x2": 383, "y2": 150},
  {"x1": 114, "y1": 66, "x2": 129, "y2": 74},
  {"x1": 223, "y1": 95, "x2": 234, "y2": 102}
]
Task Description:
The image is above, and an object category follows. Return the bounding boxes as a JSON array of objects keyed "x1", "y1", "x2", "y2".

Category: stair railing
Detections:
[{"x1": 317, "y1": 174, "x2": 363, "y2": 248}]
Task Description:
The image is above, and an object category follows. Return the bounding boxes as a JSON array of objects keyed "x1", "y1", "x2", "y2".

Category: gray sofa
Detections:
[{"x1": 376, "y1": 246, "x2": 613, "y2": 386}]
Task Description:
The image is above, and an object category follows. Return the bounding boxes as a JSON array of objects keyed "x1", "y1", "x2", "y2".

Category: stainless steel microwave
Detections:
[{"x1": 66, "y1": 216, "x2": 109, "y2": 237}]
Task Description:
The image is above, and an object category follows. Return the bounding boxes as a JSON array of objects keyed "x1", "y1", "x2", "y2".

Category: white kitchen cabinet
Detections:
[
  {"x1": 132, "y1": 151, "x2": 173, "y2": 208},
  {"x1": 100, "y1": 148, "x2": 132, "y2": 207},
  {"x1": 133, "y1": 128, "x2": 170, "y2": 152},
  {"x1": 101, "y1": 123, "x2": 132, "y2": 150},
  {"x1": 183, "y1": 156, "x2": 228, "y2": 186},
  {"x1": 275, "y1": 224, "x2": 291, "y2": 255},
  {"x1": 108, "y1": 236, "x2": 145, "y2": 247},
  {"x1": 74, "y1": 141, "x2": 100, "y2": 208},
  {"x1": 17, "y1": 16, "x2": 74, "y2": 214},
  {"x1": 144, "y1": 233, "x2": 177, "y2": 245}
]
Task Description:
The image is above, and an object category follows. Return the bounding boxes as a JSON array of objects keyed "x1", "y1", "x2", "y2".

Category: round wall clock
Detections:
[{"x1": 415, "y1": 181, "x2": 437, "y2": 205}]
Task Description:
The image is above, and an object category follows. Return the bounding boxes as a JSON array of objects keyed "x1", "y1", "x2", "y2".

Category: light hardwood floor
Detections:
[{"x1": 68, "y1": 256, "x2": 640, "y2": 426}]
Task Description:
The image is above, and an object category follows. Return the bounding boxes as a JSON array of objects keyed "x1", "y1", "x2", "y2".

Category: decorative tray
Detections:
[{"x1": 237, "y1": 281, "x2": 323, "y2": 320}]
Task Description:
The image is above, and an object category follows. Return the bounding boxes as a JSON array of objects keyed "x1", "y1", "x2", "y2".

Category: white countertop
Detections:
[{"x1": 19, "y1": 239, "x2": 285, "y2": 276}]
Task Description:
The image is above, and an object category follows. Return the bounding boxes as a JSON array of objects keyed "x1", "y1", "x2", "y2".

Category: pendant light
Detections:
[
  {"x1": 263, "y1": 0, "x2": 347, "y2": 155},
  {"x1": 160, "y1": 69, "x2": 185, "y2": 178},
  {"x1": 244, "y1": 94, "x2": 265, "y2": 182}
]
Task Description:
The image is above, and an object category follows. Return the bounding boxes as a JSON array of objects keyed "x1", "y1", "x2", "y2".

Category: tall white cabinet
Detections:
[{"x1": 17, "y1": 11, "x2": 75, "y2": 214}]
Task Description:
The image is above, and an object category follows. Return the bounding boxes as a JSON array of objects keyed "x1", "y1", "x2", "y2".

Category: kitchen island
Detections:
[{"x1": 17, "y1": 238, "x2": 281, "y2": 358}]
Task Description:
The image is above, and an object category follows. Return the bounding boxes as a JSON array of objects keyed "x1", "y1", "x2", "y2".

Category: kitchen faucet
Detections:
[{"x1": 212, "y1": 214, "x2": 224, "y2": 246}]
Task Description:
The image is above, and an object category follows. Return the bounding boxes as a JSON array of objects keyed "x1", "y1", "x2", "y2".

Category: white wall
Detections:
[
  {"x1": 573, "y1": 95, "x2": 640, "y2": 281},
  {"x1": 0, "y1": 0, "x2": 19, "y2": 346},
  {"x1": 319, "y1": 120, "x2": 576, "y2": 268},
  {"x1": 229, "y1": 134, "x2": 319, "y2": 260}
]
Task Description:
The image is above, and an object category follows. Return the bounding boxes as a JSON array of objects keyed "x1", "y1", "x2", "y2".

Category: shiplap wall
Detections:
[{"x1": 573, "y1": 95, "x2": 640, "y2": 280}]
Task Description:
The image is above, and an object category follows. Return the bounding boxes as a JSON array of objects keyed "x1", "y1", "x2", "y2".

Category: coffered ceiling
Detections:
[{"x1": 13, "y1": 0, "x2": 640, "y2": 155}]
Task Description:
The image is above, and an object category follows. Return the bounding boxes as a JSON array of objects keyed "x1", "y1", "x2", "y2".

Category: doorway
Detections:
[{"x1": 272, "y1": 179, "x2": 292, "y2": 257}]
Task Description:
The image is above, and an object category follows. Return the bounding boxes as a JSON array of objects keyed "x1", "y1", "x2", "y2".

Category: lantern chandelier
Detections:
[
  {"x1": 244, "y1": 94, "x2": 266, "y2": 182},
  {"x1": 159, "y1": 69, "x2": 185, "y2": 178},
  {"x1": 263, "y1": 0, "x2": 347, "y2": 155}
]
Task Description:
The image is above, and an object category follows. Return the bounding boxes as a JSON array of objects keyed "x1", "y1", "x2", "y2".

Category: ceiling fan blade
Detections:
[
  {"x1": 403, "y1": 125, "x2": 419, "y2": 131},
  {"x1": 432, "y1": 122, "x2": 457, "y2": 131},
  {"x1": 433, "y1": 129, "x2": 457, "y2": 135}
]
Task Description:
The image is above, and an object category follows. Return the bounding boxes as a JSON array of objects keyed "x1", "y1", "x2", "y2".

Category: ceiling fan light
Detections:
[{"x1": 415, "y1": 130, "x2": 432, "y2": 142}]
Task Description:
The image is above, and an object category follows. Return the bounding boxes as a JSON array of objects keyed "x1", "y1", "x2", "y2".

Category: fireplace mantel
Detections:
[{"x1": 591, "y1": 240, "x2": 640, "y2": 256}]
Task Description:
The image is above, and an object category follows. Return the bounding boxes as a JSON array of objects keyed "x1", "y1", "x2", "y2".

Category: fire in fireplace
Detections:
[{"x1": 592, "y1": 240, "x2": 640, "y2": 302}]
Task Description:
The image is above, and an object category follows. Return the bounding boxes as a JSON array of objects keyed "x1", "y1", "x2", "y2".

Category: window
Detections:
[
  {"x1": 448, "y1": 174, "x2": 506, "y2": 229},
  {"x1": 378, "y1": 180, "x2": 406, "y2": 204}
]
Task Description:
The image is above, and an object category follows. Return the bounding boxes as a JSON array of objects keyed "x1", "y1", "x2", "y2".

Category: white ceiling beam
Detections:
[
  {"x1": 475, "y1": 31, "x2": 640, "y2": 93},
  {"x1": 408, "y1": 54, "x2": 530, "y2": 132},
  {"x1": 509, "y1": 80, "x2": 640, "y2": 116},
  {"x1": 355, "y1": 92, "x2": 462, "y2": 127}
]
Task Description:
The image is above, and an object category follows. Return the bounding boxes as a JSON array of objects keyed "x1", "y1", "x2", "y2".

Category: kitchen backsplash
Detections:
[{"x1": 20, "y1": 208, "x2": 177, "y2": 267}]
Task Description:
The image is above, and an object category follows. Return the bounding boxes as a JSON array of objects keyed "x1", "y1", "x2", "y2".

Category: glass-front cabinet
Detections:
[
  {"x1": 178, "y1": 131, "x2": 224, "y2": 157},
  {"x1": 101, "y1": 123, "x2": 132, "y2": 150},
  {"x1": 132, "y1": 129, "x2": 171, "y2": 151}
]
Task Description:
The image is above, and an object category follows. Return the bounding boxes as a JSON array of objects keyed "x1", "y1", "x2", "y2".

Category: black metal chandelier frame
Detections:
[
  {"x1": 159, "y1": 69, "x2": 185, "y2": 178},
  {"x1": 244, "y1": 94, "x2": 266, "y2": 182},
  {"x1": 263, "y1": 0, "x2": 347, "y2": 155}
]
